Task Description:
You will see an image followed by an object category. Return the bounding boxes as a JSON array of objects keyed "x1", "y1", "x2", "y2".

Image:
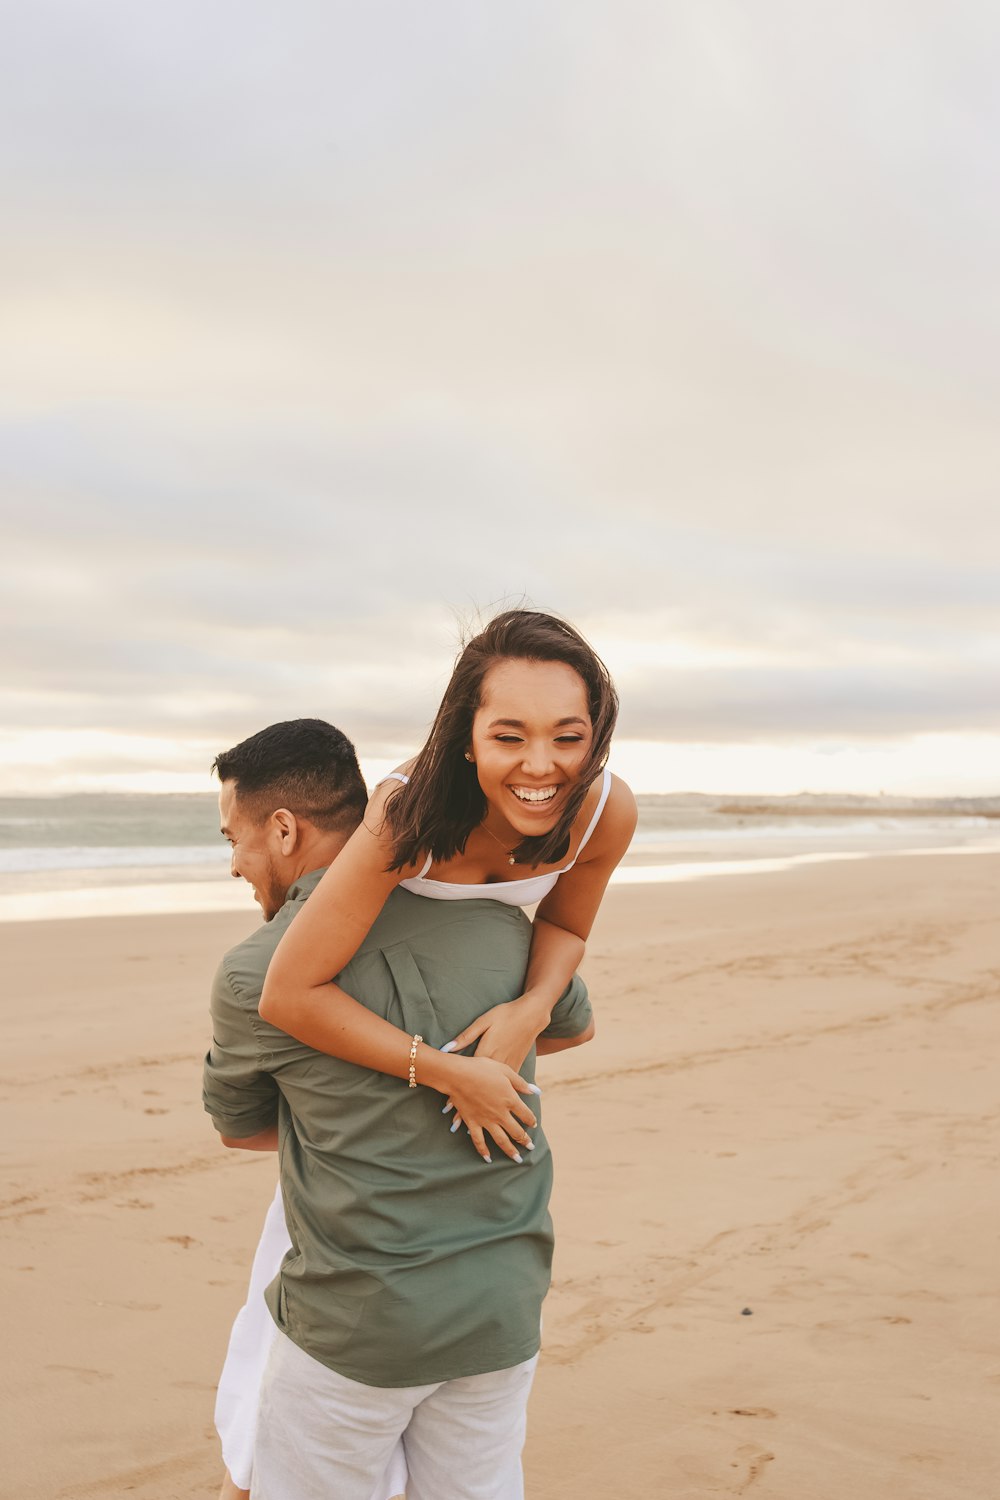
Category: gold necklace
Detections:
[{"x1": 481, "y1": 820, "x2": 518, "y2": 866}]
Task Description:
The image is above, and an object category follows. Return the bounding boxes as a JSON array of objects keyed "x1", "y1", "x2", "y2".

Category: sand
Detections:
[{"x1": 2, "y1": 852, "x2": 998, "y2": 1499}]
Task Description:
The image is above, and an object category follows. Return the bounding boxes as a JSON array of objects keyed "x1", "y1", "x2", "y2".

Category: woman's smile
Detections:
[{"x1": 508, "y1": 784, "x2": 561, "y2": 805}]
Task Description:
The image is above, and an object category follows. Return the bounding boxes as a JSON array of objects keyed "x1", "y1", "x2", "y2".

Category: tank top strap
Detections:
[{"x1": 565, "y1": 766, "x2": 612, "y2": 867}]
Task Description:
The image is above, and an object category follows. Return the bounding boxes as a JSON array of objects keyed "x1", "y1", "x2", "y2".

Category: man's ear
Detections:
[{"x1": 270, "y1": 807, "x2": 299, "y2": 852}]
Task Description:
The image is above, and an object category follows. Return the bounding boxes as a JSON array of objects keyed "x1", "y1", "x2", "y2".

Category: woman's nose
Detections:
[{"x1": 520, "y1": 741, "x2": 555, "y2": 775}]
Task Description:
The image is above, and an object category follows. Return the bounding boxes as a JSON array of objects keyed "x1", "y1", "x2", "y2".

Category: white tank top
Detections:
[{"x1": 386, "y1": 766, "x2": 613, "y2": 906}]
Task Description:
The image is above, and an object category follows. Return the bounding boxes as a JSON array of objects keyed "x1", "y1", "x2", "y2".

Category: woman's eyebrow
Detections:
[{"x1": 487, "y1": 716, "x2": 589, "y2": 729}]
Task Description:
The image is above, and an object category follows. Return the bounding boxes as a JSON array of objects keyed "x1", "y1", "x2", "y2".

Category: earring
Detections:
[{"x1": 464, "y1": 751, "x2": 474, "y2": 762}]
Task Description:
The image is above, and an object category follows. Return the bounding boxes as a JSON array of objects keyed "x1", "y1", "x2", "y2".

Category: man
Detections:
[{"x1": 203, "y1": 719, "x2": 594, "y2": 1500}]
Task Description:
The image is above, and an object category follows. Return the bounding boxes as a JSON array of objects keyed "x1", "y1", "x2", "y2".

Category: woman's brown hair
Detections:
[{"x1": 384, "y1": 609, "x2": 618, "y2": 870}]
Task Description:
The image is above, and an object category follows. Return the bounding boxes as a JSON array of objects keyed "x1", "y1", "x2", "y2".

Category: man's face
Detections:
[{"x1": 218, "y1": 781, "x2": 289, "y2": 921}]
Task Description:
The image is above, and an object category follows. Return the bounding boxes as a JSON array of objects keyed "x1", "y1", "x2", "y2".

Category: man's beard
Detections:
[{"x1": 256, "y1": 857, "x2": 288, "y2": 921}]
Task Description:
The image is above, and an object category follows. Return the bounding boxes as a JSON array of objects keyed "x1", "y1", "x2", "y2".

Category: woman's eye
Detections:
[
  {"x1": 555, "y1": 734, "x2": 585, "y2": 743},
  {"x1": 496, "y1": 734, "x2": 523, "y2": 743}
]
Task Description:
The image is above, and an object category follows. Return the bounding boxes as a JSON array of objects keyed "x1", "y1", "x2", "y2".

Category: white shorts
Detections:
[
  {"x1": 216, "y1": 1184, "x2": 406, "y2": 1498},
  {"x1": 252, "y1": 1330, "x2": 538, "y2": 1500}
]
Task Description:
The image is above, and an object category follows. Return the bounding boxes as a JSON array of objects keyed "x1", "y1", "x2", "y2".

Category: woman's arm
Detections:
[
  {"x1": 258, "y1": 785, "x2": 539, "y2": 1162},
  {"x1": 442, "y1": 776, "x2": 638, "y2": 1069},
  {"x1": 258, "y1": 791, "x2": 413, "y2": 1061}
]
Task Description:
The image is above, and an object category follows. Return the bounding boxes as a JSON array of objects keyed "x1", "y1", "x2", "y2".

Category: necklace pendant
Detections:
[{"x1": 508, "y1": 852, "x2": 516, "y2": 865}]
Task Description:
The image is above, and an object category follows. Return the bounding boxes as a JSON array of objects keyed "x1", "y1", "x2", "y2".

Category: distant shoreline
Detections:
[
  {"x1": 2, "y1": 786, "x2": 1000, "y2": 922},
  {"x1": 714, "y1": 801, "x2": 1000, "y2": 819},
  {"x1": 3, "y1": 837, "x2": 1000, "y2": 923}
]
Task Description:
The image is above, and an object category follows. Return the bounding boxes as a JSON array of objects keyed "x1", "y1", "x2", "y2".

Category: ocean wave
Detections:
[{"x1": 0, "y1": 845, "x2": 226, "y2": 875}]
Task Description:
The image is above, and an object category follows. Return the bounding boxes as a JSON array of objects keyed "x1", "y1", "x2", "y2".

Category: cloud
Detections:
[
  {"x1": 616, "y1": 664, "x2": 1000, "y2": 744},
  {"x1": 2, "y1": 2, "x2": 999, "y2": 786}
]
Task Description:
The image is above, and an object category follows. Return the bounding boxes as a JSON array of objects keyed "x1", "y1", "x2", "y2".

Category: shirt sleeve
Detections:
[
  {"x1": 202, "y1": 960, "x2": 280, "y2": 1138},
  {"x1": 539, "y1": 973, "x2": 593, "y2": 1039}
]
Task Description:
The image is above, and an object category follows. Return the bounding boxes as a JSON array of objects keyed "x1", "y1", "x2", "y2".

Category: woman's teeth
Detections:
[{"x1": 511, "y1": 786, "x2": 558, "y2": 804}]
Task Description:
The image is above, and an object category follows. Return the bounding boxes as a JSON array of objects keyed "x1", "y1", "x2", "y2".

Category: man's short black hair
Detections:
[{"x1": 212, "y1": 719, "x2": 368, "y2": 833}]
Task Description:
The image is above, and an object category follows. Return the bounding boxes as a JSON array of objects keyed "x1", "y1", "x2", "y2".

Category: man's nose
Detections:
[{"x1": 230, "y1": 852, "x2": 240, "y2": 878}]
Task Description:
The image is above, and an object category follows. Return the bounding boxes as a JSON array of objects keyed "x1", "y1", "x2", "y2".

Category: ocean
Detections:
[{"x1": 0, "y1": 790, "x2": 997, "y2": 922}]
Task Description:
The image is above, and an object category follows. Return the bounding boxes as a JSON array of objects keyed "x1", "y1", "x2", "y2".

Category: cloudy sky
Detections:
[{"x1": 2, "y1": 2, "x2": 998, "y2": 795}]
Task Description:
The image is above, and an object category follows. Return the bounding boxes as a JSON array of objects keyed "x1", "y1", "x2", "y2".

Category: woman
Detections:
[{"x1": 219, "y1": 609, "x2": 637, "y2": 1496}]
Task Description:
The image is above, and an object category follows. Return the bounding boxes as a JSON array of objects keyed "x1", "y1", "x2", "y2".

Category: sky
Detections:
[{"x1": 2, "y1": 2, "x2": 999, "y2": 796}]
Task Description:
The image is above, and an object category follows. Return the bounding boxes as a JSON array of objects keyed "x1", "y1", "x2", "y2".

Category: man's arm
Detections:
[
  {"x1": 203, "y1": 959, "x2": 280, "y2": 1143},
  {"x1": 536, "y1": 972, "x2": 593, "y2": 1048},
  {"x1": 536, "y1": 1016, "x2": 595, "y2": 1055},
  {"x1": 218, "y1": 1124, "x2": 279, "y2": 1151}
]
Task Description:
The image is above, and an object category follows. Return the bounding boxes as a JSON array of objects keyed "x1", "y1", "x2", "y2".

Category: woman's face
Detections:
[{"x1": 469, "y1": 657, "x2": 593, "y2": 835}]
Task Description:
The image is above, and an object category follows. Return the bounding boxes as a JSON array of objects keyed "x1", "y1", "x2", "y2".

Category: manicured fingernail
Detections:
[
  {"x1": 481, "y1": 1153, "x2": 492, "y2": 1163},
  {"x1": 439, "y1": 1042, "x2": 456, "y2": 1053},
  {"x1": 442, "y1": 1102, "x2": 454, "y2": 1114},
  {"x1": 450, "y1": 1119, "x2": 461, "y2": 1133},
  {"x1": 511, "y1": 1152, "x2": 523, "y2": 1164},
  {"x1": 527, "y1": 1084, "x2": 542, "y2": 1095},
  {"x1": 525, "y1": 1139, "x2": 535, "y2": 1150}
]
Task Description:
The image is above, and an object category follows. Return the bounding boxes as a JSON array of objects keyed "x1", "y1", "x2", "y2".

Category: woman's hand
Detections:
[
  {"x1": 440, "y1": 1053, "x2": 541, "y2": 1164},
  {"x1": 438, "y1": 994, "x2": 551, "y2": 1144},
  {"x1": 443, "y1": 995, "x2": 552, "y2": 1072}
]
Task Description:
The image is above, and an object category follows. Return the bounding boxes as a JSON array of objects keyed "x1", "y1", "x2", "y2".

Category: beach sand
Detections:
[{"x1": 2, "y1": 852, "x2": 998, "y2": 1498}]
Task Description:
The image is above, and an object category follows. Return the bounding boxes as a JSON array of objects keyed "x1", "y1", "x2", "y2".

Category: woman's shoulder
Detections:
[
  {"x1": 363, "y1": 759, "x2": 430, "y2": 879},
  {"x1": 367, "y1": 757, "x2": 417, "y2": 809},
  {"x1": 575, "y1": 770, "x2": 637, "y2": 862}
]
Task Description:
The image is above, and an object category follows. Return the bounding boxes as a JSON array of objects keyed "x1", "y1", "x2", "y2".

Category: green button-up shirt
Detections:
[{"x1": 203, "y1": 871, "x2": 592, "y2": 1388}]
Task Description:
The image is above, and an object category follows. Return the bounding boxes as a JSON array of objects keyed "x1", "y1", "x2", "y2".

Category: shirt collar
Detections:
[{"x1": 284, "y1": 865, "x2": 329, "y2": 907}]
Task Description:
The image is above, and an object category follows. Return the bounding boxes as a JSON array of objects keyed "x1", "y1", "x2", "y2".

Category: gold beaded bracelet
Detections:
[{"x1": 407, "y1": 1033, "x2": 423, "y2": 1089}]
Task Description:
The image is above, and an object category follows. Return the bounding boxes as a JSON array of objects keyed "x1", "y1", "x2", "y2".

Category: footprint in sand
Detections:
[
  {"x1": 46, "y1": 1365, "x2": 113, "y2": 1384},
  {"x1": 729, "y1": 1407, "x2": 777, "y2": 1419},
  {"x1": 734, "y1": 1444, "x2": 775, "y2": 1493},
  {"x1": 675, "y1": 1443, "x2": 775, "y2": 1492}
]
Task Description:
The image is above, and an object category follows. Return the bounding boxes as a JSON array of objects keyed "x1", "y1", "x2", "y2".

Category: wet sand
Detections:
[{"x1": 2, "y1": 852, "x2": 998, "y2": 1498}]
